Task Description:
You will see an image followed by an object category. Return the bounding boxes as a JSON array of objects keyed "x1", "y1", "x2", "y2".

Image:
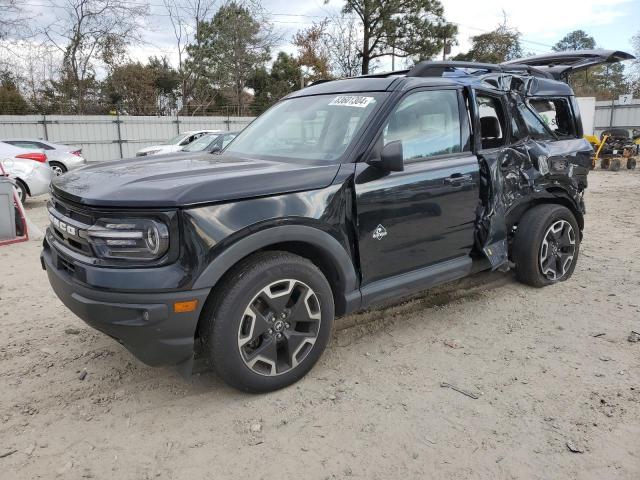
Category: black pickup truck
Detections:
[{"x1": 42, "y1": 50, "x2": 633, "y2": 392}]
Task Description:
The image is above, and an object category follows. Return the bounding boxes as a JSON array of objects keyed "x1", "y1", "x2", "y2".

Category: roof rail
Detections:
[{"x1": 407, "y1": 61, "x2": 552, "y2": 79}]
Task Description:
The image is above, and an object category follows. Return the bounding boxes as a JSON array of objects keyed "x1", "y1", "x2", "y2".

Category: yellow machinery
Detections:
[{"x1": 584, "y1": 134, "x2": 637, "y2": 171}]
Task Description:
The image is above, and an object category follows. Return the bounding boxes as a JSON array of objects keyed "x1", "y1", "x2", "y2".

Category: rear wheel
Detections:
[
  {"x1": 513, "y1": 204, "x2": 580, "y2": 288},
  {"x1": 600, "y1": 158, "x2": 610, "y2": 169},
  {"x1": 627, "y1": 158, "x2": 637, "y2": 170},
  {"x1": 200, "y1": 251, "x2": 334, "y2": 392},
  {"x1": 610, "y1": 158, "x2": 621, "y2": 171},
  {"x1": 49, "y1": 162, "x2": 67, "y2": 176}
]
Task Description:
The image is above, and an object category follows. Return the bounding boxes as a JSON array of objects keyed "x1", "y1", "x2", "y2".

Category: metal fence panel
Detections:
[
  {"x1": 594, "y1": 99, "x2": 640, "y2": 137},
  {"x1": 0, "y1": 114, "x2": 255, "y2": 162}
]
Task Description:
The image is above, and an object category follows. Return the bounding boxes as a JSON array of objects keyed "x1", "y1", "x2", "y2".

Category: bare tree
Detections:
[
  {"x1": 0, "y1": 0, "x2": 27, "y2": 40},
  {"x1": 42, "y1": 0, "x2": 148, "y2": 113},
  {"x1": 161, "y1": 0, "x2": 218, "y2": 104},
  {"x1": 325, "y1": 15, "x2": 363, "y2": 78}
]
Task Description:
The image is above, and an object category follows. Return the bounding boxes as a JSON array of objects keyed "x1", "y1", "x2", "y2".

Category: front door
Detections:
[{"x1": 355, "y1": 88, "x2": 480, "y2": 286}]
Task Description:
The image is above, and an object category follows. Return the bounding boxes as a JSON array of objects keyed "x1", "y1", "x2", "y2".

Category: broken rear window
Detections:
[{"x1": 529, "y1": 98, "x2": 576, "y2": 138}]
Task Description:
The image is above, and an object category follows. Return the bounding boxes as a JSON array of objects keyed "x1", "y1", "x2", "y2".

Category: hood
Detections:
[{"x1": 51, "y1": 152, "x2": 341, "y2": 208}]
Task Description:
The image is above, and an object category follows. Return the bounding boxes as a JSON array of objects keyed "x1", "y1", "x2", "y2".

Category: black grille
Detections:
[
  {"x1": 49, "y1": 196, "x2": 94, "y2": 256},
  {"x1": 51, "y1": 198, "x2": 94, "y2": 225}
]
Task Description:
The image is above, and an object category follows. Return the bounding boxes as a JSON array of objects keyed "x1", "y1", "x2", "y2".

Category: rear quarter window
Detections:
[{"x1": 529, "y1": 97, "x2": 576, "y2": 138}]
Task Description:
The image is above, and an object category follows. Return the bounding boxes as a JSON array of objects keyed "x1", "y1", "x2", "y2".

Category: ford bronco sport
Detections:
[{"x1": 42, "y1": 50, "x2": 634, "y2": 392}]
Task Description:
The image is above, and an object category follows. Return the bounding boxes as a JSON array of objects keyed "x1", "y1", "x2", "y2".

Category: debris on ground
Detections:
[
  {"x1": 64, "y1": 328, "x2": 81, "y2": 335},
  {"x1": 628, "y1": 331, "x2": 640, "y2": 343},
  {"x1": 440, "y1": 382, "x2": 479, "y2": 399},
  {"x1": 566, "y1": 441, "x2": 585, "y2": 454},
  {"x1": 78, "y1": 369, "x2": 87, "y2": 381},
  {"x1": 443, "y1": 339, "x2": 463, "y2": 349},
  {"x1": 0, "y1": 449, "x2": 17, "y2": 459}
]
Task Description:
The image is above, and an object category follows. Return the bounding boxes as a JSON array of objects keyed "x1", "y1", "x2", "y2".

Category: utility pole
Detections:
[{"x1": 391, "y1": 44, "x2": 395, "y2": 70}]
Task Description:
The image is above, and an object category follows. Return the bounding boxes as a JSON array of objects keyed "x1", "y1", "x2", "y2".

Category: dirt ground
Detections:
[{"x1": 1, "y1": 169, "x2": 639, "y2": 480}]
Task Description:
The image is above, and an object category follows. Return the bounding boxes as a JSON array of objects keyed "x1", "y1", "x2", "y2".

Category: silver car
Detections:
[
  {"x1": 2, "y1": 139, "x2": 87, "y2": 176},
  {"x1": 1, "y1": 157, "x2": 53, "y2": 203}
]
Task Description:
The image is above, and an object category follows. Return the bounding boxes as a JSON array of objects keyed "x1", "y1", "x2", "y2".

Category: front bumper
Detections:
[{"x1": 41, "y1": 245, "x2": 211, "y2": 368}]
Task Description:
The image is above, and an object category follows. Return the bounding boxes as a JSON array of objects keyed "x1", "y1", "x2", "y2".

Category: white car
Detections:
[
  {"x1": 136, "y1": 130, "x2": 222, "y2": 157},
  {"x1": 2, "y1": 138, "x2": 86, "y2": 175},
  {"x1": 0, "y1": 142, "x2": 53, "y2": 203},
  {"x1": 1, "y1": 157, "x2": 53, "y2": 203}
]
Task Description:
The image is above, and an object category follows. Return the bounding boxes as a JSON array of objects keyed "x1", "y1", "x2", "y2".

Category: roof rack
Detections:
[{"x1": 406, "y1": 60, "x2": 553, "y2": 79}]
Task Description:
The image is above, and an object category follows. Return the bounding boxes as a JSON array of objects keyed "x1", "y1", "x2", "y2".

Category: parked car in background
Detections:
[
  {"x1": 1, "y1": 157, "x2": 52, "y2": 203},
  {"x1": 0, "y1": 142, "x2": 52, "y2": 203},
  {"x1": 2, "y1": 139, "x2": 86, "y2": 176},
  {"x1": 136, "y1": 130, "x2": 222, "y2": 157},
  {"x1": 181, "y1": 131, "x2": 239, "y2": 154}
]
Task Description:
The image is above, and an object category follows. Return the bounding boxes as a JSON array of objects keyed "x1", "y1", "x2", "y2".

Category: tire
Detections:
[
  {"x1": 513, "y1": 204, "x2": 580, "y2": 288},
  {"x1": 200, "y1": 251, "x2": 335, "y2": 393},
  {"x1": 627, "y1": 158, "x2": 637, "y2": 170},
  {"x1": 49, "y1": 162, "x2": 67, "y2": 176},
  {"x1": 600, "y1": 158, "x2": 610, "y2": 169},
  {"x1": 14, "y1": 179, "x2": 27, "y2": 204},
  {"x1": 610, "y1": 158, "x2": 621, "y2": 171}
]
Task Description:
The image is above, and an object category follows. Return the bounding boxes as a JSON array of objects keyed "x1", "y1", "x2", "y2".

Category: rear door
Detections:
[
  {"x1": 354, "y1": 87, "x2": 479, "y2": 286},
  {"x1": 502, "y1": 49, "x2": 634, "y2": 80}
]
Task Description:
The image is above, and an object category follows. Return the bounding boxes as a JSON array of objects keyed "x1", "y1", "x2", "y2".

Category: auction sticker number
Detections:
[{"x1": 329, "y1": 95, "x2": 374, "y2": 108}]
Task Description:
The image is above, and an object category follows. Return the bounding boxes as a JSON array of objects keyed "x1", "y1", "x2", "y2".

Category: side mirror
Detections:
[
  {"x1": 367, "y1": 140, "x2": 404, "y2": 172},
  {"x1": 210, "y1": 145, "x2": 222, "y2": 154}
]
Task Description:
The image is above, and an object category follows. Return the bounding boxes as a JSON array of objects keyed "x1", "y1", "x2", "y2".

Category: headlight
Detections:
[{"x1": 86, "y1": 218, "x2": 169, "y2": 260}]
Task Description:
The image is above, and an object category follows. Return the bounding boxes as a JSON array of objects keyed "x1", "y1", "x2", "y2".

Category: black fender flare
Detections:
[{"x1": 192, "y1": 225, "x2": 361, "y2": 314}]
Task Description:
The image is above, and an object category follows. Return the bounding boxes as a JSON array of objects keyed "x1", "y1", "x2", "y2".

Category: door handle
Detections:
[{"x1": 444, "y1": 173, "x2": 472, "y2": 185}]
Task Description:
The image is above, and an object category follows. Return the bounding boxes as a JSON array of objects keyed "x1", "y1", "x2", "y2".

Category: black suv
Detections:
[{"x1": 42, "y1": 50, "x2": 633, "y2": 392}]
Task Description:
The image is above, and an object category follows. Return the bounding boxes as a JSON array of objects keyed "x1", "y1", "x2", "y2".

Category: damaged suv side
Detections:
[{"x1": 42, "y1": 50, "x2": 633, "y2": 392}]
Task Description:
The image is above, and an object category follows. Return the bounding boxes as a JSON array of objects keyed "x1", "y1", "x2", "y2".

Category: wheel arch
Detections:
[
  {"x1": 192, "y1": 225, "x2": 360, "y2": 317},
  {"x1": 507, "y1": 190, "x2": 584, "y2": 234},
  {"x1": 14, "y1": 177, "x2": 30, "y2": 196}
]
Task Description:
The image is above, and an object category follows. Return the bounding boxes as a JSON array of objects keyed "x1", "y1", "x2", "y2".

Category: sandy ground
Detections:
[{"x1": 0, "y1": 169, "x2": 639, "y2": 480}]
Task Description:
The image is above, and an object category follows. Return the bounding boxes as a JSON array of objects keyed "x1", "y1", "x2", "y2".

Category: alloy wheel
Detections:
[
  {"x1": 539, "y1": 219, "x2": 576, "y2": 280},
  {"x1": 237, "y1": 279, "x2": 322, "y2": 376},
  {"x1": 51, "y1": 164, "x2": 65, "y2": 176}
]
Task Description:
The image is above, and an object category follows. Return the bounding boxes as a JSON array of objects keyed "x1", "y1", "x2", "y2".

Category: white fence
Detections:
[
  {"x1": 594, "y1": 98, "x2": 640, "y2": 137},
  {"x1": 0, "y1": 114, "x2": 255, "y2": 162}
]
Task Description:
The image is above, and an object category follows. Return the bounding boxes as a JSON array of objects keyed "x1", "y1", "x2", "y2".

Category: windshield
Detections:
[
  {"x1": 182, "y1": 134, "x2": 220, "y2": 152},
  {"x1": 167, "y1": 133, "x2": 189, "y2": 145},
  {"x1": 225, "y1": 93, "x2": 385, "y2": 162}
]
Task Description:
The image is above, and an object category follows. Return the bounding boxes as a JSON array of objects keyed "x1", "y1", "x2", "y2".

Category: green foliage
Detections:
[
  {"x1": 102, "y1": 59, "x2": 179, "y2": 115},
  {"x1": 186, "y1": 2, "x2": 271, "y2": 115},
  {"x1": 0, "y1": 72, "x2": 29, "y2": 114},
  {"x1": 453, "y1": 25, "x2": 522, "y2": 63},
  {"x1": 249, "y1": 52, "x2": 302, "y2": 114},
  {"x1": 552, "y1": 30, "x2": 595, "y2": 52},
  {"x1": 342, "y1": 0, "x2": 457, "y2": 74}
]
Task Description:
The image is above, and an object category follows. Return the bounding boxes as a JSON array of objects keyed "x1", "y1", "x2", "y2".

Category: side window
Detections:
[
  {"x1": 519, "y1": 105, "x2": 555, "y2": 141},
  {"x1": 382, "y1": 90, "x2": 462, "y2": 161},
  {"x1": 476, "y1": 95, "x2": 507, "y2": 150},
  {"x1": 529, "y1": 98, "x2": 575, "y2": 138}
]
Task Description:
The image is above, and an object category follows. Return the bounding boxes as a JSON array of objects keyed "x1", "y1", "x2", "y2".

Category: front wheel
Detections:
[
  {"x1": 513, "y1": 204, "x2": 580, "y2": 288},
  {"x1": 200, "y1": 251, "x2": 335, "y2": 393}
]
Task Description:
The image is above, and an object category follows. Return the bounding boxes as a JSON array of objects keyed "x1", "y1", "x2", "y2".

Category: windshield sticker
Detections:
[{"x1": 329, "y1": 95, "x2": 374, "y2": 108}]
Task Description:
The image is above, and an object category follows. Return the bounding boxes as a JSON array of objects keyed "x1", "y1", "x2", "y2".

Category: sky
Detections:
[{"x1": 15, "y1": 0, "x2": 640, "y2": 73}]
